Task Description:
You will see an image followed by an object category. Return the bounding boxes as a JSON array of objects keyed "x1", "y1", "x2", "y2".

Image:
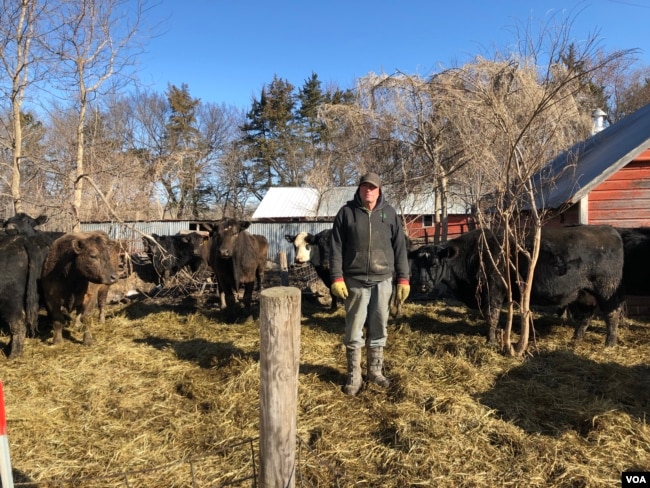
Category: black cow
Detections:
[
  {"x1": 0, "y1": 214, "x2": 66, "y2": 358},
  {"x1": 2, "y1": 212, "x2": 48, "y2": 235},
  {"x1": 284, "y1": 230, "x2": 337, "y2": 311},
  {"x1": 615, "y1": 227, "x2": 650, "y2": 296},
  {"x1": 0, "y1": 231, "x2": 62, "y2": 358},
  {"x1": 206, "y1": 219, "x2": 268, "y2": 322},
  {"x1": 142, "y1": 232, "x2": 208, "y2": 285},
  {"x1": 412, "y1": 226, "x2": 625, "y2": 346}
]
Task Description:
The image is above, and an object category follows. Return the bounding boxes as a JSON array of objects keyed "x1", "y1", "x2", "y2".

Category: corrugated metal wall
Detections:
[
  {"x1": 80, "y1": 221, "x2": 195, "y2": 254},
  {"x1": 80, "y1": 220, "x2": 334, "y2": 265}
]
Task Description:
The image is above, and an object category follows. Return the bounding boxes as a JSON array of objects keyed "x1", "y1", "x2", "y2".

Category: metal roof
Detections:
[
  {"x1": 534, "y1": 102, "x2": 650, "y2": 210},
  {"x1": 252, "y1": 187, "x2": 355, "y2": 219},
  {"x1": 252, "y1": 186, "x2": 470, "y2": 220}
]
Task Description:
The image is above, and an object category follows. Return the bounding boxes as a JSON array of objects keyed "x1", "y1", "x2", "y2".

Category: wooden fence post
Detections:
[{"x1": 259, "y1": 287, "x2": 301, "y2": 488}]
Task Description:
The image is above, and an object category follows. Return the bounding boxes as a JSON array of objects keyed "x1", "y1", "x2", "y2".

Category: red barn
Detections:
[{"x1": 536, "y1": 103, "x2": 650, "y2": 228}]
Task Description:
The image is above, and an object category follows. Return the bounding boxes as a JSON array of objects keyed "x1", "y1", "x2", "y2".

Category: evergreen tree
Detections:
[
  {"x1": 240, "y1": 75, "x2": 297, "y2": 199},
  {"x1": 297, "y1": 72, "x2": 326, "y2": 145},
  {"x1": 162, "y1": 83, "x2": 202, "y2": 218}
]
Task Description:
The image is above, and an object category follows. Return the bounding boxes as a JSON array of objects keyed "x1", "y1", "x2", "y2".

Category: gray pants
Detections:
[{"x1": 343, "y1": 277, "x2": 393, "y2": 349}]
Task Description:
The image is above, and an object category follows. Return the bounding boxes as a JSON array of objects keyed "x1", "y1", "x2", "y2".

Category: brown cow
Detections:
[
  {"x1": 41, "y1": 231, "x2": 119, "y2": 346},
  {"x1": 206, "y1": 219, "x2": 268, "y2": 322},
  {"x1": 73, "y1": 240, "x2": 127, "y2": 327}
]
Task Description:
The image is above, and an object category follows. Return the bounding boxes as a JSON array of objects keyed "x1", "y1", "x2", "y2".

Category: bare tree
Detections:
[
  {"x1": 605, "y1": 62, "x2": 650, "y2": 122},
  {"x1": 440, "y1": 13, "x2": 633, "y2": 356},
  {"x1": 0, "y1": 0, "x2": 48, "y2": 215},
  {"x1": 45, "y1": 0, "x2": 144, "y2": 230}
]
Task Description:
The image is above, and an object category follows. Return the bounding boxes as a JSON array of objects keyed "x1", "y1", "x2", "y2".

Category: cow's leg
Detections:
[
  {"x1": 572, "y1": 317, "x2": 591, "y2": 342},
  {"x1": 223, "y1": 290, "x2": 239, "y2": 322},
  {"x1": 603, "y1": 307, "x2": 621, "y2": 347},
  {"x1": 48, "y1": 306, "x2": 68, "y2": 345},
  {"x1": 81, "y1": 315, "x2": 94, "y2": 345},
  {"x1": 568, "y1": 296, "x2": 597, "y2": 342},
  {"x1": 241, "y1": 282, "x2": 255, "y2": 320},
  {"x1": 8, "y1": 319, "x2": 26, "y2": 359},
  {"x1": 78, "y1": 297, "x2": 95, "y2": 345},
  {"x1": 97, "y1": 286, "x2": 109, "y2": 323},
  {"x1": 256, "y1": 267, "x2": 264, "y2": 292},
  {"x1": 52, "y1": 320, "x2": 65, "y2": 344},
  {"x1": 75, "y1": 290, "x2": 96, "y2": 329}
]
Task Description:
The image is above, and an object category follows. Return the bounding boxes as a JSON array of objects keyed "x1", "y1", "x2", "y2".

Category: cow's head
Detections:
[
  {"x1": 214, "y1": 219, "x2": 250, "y2": 259},
  {"x1": 3, "y1": 213, "x2": 48, "y2": 235},
  {"x1": 71, "y1": 231, "x2": 119, "y2": 285},
  {"x1": 285, "y1": 232, "x2": 315, "y2": 265},
  {"x1": 179, "y1": 231, "x2": 209, "y2": 257},
  {"x1": 410, "y1": 244, "x2": 456, "y2": 293}
]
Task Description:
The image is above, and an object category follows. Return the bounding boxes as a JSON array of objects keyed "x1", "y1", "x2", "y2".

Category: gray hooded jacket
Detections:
[{"x1": 329, "y1": 190, "x2": 410, "y2": 284}]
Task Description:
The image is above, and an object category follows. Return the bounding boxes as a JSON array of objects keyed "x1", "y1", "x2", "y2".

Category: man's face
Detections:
[{"x1": 359, "y1": 182, "x2": 380, "y2": 208}]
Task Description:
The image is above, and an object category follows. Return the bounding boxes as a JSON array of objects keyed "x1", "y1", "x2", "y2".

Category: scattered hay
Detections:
[{"x1": 1, "y1": 280, "x2": 649, "y2": 487}]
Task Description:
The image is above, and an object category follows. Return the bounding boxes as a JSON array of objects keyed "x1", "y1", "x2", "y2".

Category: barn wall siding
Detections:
[
  {"x1": 405, "y1": 215, "x2": 474, "y2": 243},
  {"x1": 589, "y1": 159, "x2": 650, "y2": 227}
]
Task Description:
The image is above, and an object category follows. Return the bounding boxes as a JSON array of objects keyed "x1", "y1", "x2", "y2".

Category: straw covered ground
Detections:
[{"x1": 1, "y1": 268, "x2": 649, "y2": 487}]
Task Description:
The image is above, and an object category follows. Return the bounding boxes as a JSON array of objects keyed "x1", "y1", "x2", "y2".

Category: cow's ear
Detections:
[
  {"x1": 441, "y1": 245, "x2": 459, "y2": 260},
  {"x1": 71, "y1": 238, "x2": 84, "y2": 255},
  {"x1": 35, "y1": 214, "x2": 48, "y2": 226},
  {"x1": 142, "y1": 236, "x2": 153, "y2": 250},
  {"x1": 305, "y1": 234, "x2": 318, "y2": 245},
  {"x1": 239, "y1": 221, "x2": 251, "y2": 230},
  {"x1": 284, "y1": 235, "x2": 294, "y2": 242}
]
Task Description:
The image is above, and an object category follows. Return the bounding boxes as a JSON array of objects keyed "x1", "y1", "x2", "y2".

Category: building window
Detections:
[{"x1": 422, "y1": 215, "x2": 434, "y2": 227}]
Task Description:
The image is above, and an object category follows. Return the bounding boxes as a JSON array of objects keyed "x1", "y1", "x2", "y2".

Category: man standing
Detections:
[{"x1": 329, "y1": 172, "x2": 411, "y2": 396}]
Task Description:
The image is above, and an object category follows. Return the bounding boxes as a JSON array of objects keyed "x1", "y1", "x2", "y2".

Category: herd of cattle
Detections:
[
  {"x1": 288, "y1": 225, "x2": 650, "y2": 348},
  {"x1": 0, "y1": 214, "x2": 269, "y2": 359},
  {"x1": 1, "y1": 213, "x2": 649, "y2": 360}
]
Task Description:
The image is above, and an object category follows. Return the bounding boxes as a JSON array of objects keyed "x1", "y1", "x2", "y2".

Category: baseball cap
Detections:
[{"x1": 358, "y1": 172, "x2": 381, "y2": 188}]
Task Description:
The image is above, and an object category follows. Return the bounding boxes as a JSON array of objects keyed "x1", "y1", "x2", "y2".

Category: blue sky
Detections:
[{"x1": 137, "y1": 0, "x2": 650, "y2": 109}]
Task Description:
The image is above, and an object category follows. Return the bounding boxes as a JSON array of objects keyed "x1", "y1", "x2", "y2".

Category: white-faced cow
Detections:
[
  {"x1": 412, "y1": 226, "x2": 625, "y2": 347},
  {"x1": 41, "y1": 231, "x2": 119, "y2": 347},
  {"x1": 142, "y1": 232, "x2": 208, "y2": 285},
  {"x1": 284, "y1": 230, "x2": 338, "y2": 311},
  {"x1": 206, "y1": 219, "x2": 268, "y2": 322}
]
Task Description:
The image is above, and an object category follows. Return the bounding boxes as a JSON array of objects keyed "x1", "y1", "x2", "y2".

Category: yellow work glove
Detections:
[
  {"x1": 396, "y1": 283, "x2": 410, "y2": 304},
  {"x1": 330, "y1": 281, "x2": 349, "y2": 300}
]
